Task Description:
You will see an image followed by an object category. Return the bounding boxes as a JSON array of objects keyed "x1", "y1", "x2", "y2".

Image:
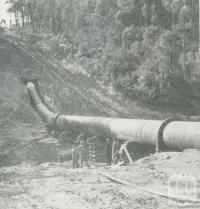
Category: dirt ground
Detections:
[
  {"x1": 1, "y1": 150, "x2": 200, "y2": 209},
  {"x1": 0, "y1": 162, "x2": 155, "y2": 209}
]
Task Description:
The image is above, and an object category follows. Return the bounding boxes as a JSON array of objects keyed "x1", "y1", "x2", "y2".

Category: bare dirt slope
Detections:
[
  {"x1": 0, "y1": 38, "x2": 45, "y2": 166},
  {"x1": 0, "y1": 162, "x2": 157, "y2": 209},
  {"x1": 1, "y1": 150, "x2": 200, "y2": 209}
]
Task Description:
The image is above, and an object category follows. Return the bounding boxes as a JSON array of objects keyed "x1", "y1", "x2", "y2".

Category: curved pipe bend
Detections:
[{"x1": 26, "y1": 82, "x2": 200, "y2": 151}]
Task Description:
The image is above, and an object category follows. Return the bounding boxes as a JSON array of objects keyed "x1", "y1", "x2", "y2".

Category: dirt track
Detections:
[
  {"x1": 1, "y1": 150, "x2": 200, "y2": 209},
  {"x1": 0, "y1": 162, "x2": 164, "y2": 209}
]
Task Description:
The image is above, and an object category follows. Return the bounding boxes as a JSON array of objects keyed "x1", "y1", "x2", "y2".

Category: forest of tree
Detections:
[{"x1": 7, "y1": 0, "x2": 200, "y2": 104}]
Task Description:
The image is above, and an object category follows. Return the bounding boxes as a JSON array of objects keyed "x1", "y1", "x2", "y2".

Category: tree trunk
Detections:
[
  {"x1": 30, "y1": 7, "x2": 35, "y2": 33},
  {"x1": 14, "y1": 11, "x2": 18, "y2": 27},
  {"x1": 51, "y1": 16, "x2": 56, "y2": 34},
  {"x1": 21, "y1": 12, "x2": 25, "y2": 27},
  {"x1": 199, "y1": 0, "x2": 200, "y2": 51}
]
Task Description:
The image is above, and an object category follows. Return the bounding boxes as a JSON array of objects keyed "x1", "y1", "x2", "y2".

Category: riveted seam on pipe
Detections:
[
  {"x1": 156, "y1": 118, "x2": 178, "y2": 152},
  {"x1": 54, "y1": 114, "x2": 63, "y2": 131}
]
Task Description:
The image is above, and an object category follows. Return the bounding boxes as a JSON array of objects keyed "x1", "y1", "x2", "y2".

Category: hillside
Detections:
[
  {"x1": 6, "y1": 28, "x2": 200, "y2": 118},
  {"x1": 1, "y1": 29, "x2": 200, "y2": 209},
  {"x1": 5, "y1": 0, "x2": 200, "y2": 111},
  {"x1": 1, "y1": 30, "x2": 200, "y2": 166},
  {"x1": 0, "y1": 35, "x2": 158, "y2": 167}
]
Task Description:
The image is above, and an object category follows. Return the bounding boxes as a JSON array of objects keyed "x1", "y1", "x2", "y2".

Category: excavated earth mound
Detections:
[{"x1": 1, "y1": 150, "x2": 200, "y2": 209}]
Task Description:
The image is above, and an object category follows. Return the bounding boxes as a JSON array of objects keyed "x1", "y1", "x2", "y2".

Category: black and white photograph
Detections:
[{"x1": 0, "y1": 0, "x2": 200, "y2": 208}]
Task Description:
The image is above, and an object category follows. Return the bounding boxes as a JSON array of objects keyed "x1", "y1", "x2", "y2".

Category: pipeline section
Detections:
[{"x1": 27, "y1": 82, "x2": 200, "y2": 151}]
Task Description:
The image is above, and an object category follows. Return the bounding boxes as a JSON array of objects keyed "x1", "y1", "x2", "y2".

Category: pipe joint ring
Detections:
[
  {"x1": 54, "y1": 114, "x2": 63, "y2": 130},
  {"x1": 156, "y1": 117, "x2": 178, "y2": 152}
]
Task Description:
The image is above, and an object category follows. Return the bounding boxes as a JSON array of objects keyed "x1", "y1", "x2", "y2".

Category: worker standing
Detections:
[
  {"x1": 76, "y1": 133, "x2": 84, "y2": 144},
  {"x1": 112, "y1": 138, "x2": 120, "y2": 164},
  {"x1": 79, "y1": 139, "x2": 90, "y2": 168},
  {"x1": 0, "y1": 19, "x2": 6, "y2": 32},
  {"x1": 105, "y1": 138, "x2": 112, "y2": 165},
  {"x1": 72, "y1": 143, "x2": 79, "y2": 168}
]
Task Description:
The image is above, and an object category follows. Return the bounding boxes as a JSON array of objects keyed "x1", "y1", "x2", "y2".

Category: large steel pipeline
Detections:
[{"x1": 27, "y1": 82, "x2": 200, "y2": 151}]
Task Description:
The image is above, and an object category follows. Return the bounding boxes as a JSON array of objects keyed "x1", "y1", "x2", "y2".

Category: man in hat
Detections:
[
  {"x1": 72, "y1": 142, "x2": 79, "y2": 168},
  {"x1": 79, "y1": 139, "x2": 90, "y2": 168},
  {"x1": 112, "y1": 138, "x2": 120, "y2": 164},
  {"x1": 76, "y1": 133, "x2": 84, "y2": 144},
  {"x1": 105, "y1": 138, "x2": 113, "y2": 165},
  {"x1": 0, "y1": 19, "x2": 6, "y2": 32}
]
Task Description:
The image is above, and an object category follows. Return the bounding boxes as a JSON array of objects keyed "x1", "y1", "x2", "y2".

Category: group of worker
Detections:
[{"x1": 71, "y1": 134, "x2": 123, "y2": 168}]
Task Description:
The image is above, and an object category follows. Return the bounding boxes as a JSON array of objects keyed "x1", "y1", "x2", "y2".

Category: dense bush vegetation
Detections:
[{"x1": 8, "y1": 0, "x2": 200, "y2": 103}]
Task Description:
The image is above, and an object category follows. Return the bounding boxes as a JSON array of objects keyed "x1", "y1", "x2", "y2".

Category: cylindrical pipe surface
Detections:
[
  {"x1": 27, "y1": 82, "x2": 200, "y2": 151},
  {"x1": 56, "y1": 115, "x2": 163, "y2": 145},
  {"x1": 27, "y1": 82, "x2": 162, "y2": 146},
  {"x1": 163, "y1": 121, "x2": 200, "y2": 150},
  {"x1": 27, "y1": 82, "x2": 57, "y2": 126}
]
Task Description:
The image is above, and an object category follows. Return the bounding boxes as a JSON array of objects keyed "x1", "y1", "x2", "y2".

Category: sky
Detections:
[{"x1": 0, "y1": 0, "x2": 14, "y2": 23}]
